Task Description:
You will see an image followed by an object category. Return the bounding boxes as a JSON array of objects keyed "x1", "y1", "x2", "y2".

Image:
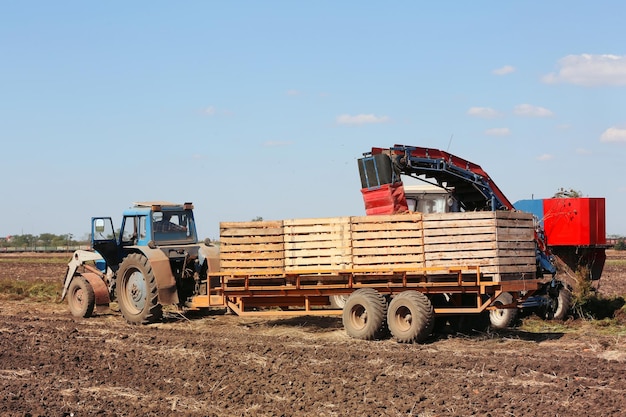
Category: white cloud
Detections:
[
  {"x1": 336, "y1": 114, "x2": 390, "y2": 125},
  {"x1": 600, "y1": 127, "x2": 626, "y2": 143},
  {"x1": 204, "y1": 106, "x2": 216, "y2": 116},
  {"x1": 542, "y1": 54, "x2": 626, "y2": 86},
  {"x1": 537, "y1": 154, "x2": 554, "y2": 161},
  {"x1": 493, "y1": 65, "x2": 515, "y2": 75},
  {"x1": 467, "y1": 107, "x2": 499, "y2": 119},
  {"x1": 286, "y1": 89, "x2": 301, "y2": 96},
  {"x1": 263, "y1": 140, "x2": 294, "y2": 147},
  {"x1": 485, "y1": 127, "x2": 510, "y2": 136},
  {"x1": 514, "y1": 104, "x2": 554, "y2": 118}
]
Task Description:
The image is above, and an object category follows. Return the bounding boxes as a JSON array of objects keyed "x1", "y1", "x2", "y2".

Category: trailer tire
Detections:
[
  {"x1": 489, "y1": 292, "x2": 518, "y2": 329},
  {"x1": 387, "y1": 291, "x2": 434, "y2": 343},
  {"x1": 342, "y1": 289, "x2": 387, "y2": 340},
  {"x1": 330, "y1": 294, "x2": 348, "y2": 309},
  {"x1": 67, "y1": 276, "x2": 96, "y2": 318},
  {"x1": 116, "y1": 253, "x2": 162, "y2": 325}
]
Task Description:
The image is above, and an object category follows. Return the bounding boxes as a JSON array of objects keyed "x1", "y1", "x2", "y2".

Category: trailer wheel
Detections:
[
  {"x1": 116, "y1": 253, "x2": 162, "y2": 325},
  {"x1": 387, "y1": 291, "x2": 434, "y2": 343},
  {"x1": 342, "y1": 289, "x2": 387, "y2": 340},
  {"x1": 67, "y1": 276, "x2": 96, "y2": 318},
  {"x1": 489, "y1": 292, "x2": 518, "y2": 329},
  {"x1": 330, "y1": 294, "x2": 348, "y2": 309}
]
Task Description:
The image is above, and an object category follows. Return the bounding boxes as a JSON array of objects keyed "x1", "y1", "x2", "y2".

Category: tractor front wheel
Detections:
[
  {"x1": 116, "y1": 253, "x2": 162, "y2": 325},
  {"x1": 67, "y1": 276, "x2": 96, "y2": 318}
]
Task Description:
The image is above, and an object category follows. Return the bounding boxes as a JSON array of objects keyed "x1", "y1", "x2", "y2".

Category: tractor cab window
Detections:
[
  {"x1": 153, "y1": 212, "x2": 187, "y2": 232},
  {"x1": 121, "y1": 216, "x2": 146, "y2": 244},
  {"x1": 152, "y1": 210, "x2": 195, "y2": 242}
]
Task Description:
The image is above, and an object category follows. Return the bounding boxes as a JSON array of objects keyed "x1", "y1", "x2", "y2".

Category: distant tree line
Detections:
[{"x1": 0, "y1": 233, "x2": 87, "y2": 249}]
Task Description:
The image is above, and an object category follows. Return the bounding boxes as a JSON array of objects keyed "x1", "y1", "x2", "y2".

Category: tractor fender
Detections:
[
  {"x1": 136, "y1": 248, "x2": 179, "y2": 305},
  {"x1": 62, "y1": 249, "x2": 106, "y2": 301},
  {"x1": 81, "y1": 272, "x2": 111, "y2": 305}
]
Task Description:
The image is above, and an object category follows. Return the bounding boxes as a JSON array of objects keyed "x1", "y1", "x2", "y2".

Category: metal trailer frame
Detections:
[{"x1": 188, "y1": 265, "x2": 539, "y2": 317}]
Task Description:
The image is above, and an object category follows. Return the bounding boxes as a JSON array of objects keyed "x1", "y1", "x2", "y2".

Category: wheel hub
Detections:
[
  {"x1": 74, "y1": 288, "x2": 84, "y2": 305},
  {"x1": 350, "y1": 305, "x2": 367, "y2": 329},
  {"x1": 395, "y1": 306, "x2": 412, "y2": 331},
  {"x1": 126, "y1": 271, "x2": 147, "y2": 311}
]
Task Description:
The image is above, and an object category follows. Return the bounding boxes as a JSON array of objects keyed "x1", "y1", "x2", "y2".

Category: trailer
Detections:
[{"x1": 188, "y1": 211, "x2": 539, "y2": 342}]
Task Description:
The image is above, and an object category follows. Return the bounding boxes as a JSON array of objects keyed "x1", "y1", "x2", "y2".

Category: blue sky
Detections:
[{"x1": 1, "y1": 1, "x2": 625, "y2": 240}]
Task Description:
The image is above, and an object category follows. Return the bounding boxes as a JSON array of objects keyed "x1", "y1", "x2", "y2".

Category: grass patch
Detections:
[
  {"x1": 0, "y1": 279, "x2": 62, "y2": 302},
  {"x1": 574, "y1": 294, "x2": 626, "y2": 320},
  {"x1": 605, "y1": 258, "x2": 626, "y2": 267},
  {"x1": 520, "y1": 313, "x2": 626, "y2": 337},
  {"x1": 520, "y1": 317, "x2": 575, "y2": 334}
]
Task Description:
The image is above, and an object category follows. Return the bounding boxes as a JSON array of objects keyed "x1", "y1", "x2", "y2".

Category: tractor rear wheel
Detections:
[
  {"x1": 67, "y1": 276, "x2": 96, "y2": 318},
  {"x1": 116, "y1": 253, "x2": 162, "y2": 325},
  {"x1": 387, "y1": 291, "x2": 434, "y2": 343},
  {"x1": 342, "y1": 289, "x2": 387, "y2": 340}
]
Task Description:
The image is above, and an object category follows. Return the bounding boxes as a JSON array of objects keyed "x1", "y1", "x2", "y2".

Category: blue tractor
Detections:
[{"x1": 61, "y1": 202, "x2": 219, "y2": 324}]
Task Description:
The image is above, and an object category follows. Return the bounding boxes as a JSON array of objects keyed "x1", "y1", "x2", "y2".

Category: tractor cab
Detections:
[{"x1": 91, "y1": 202, "x2": 199, "y2": 270}]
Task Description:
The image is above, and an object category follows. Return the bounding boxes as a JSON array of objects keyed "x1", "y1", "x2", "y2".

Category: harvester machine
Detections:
[{"x1": 358, "y1": 144, "x2": 607, "y2": 320}]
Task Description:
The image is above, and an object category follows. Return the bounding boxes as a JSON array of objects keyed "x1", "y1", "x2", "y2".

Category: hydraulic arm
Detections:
[{"x1": 363, "y1": 144, "x2": 556, "y2": 276}]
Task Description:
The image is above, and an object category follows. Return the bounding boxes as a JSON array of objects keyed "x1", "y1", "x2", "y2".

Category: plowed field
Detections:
[{"x1": 1, "y1": 251, "x2": 625, "y2": 416}]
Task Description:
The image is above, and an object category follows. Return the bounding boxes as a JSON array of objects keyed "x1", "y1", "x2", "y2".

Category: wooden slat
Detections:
[
  {"x1": 220, "y1": 242, "x2": 284, "y2": 252},
  {"x1": 423, "y1": 226, "x2": 500, "y2": 236},
  {"x1": 220, "y1": 221, "x2": 284, "y2": 229},
  {"x1": 351, "y1": 230, "x2": 423, "y2": 240},
  {"x1": 353, "y1": 246, "x2": 425, "y2": 256},
  {"x1": 220, "y1": 259, "x2": 285, "y2": 268},
  {"x1": 220, "y1": 235, "x2": 284, "y2": 245},
  {"x1": 423, "y1": 233, "x2": 496, "y2": 244}
]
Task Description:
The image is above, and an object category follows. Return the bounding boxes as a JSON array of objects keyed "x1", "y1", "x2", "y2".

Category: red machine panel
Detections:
[
  {"x1": 543, "y1": 198, "x2": 606, "y2": 246},
  {"x1": 361, "y1": 183, "x2": 409, "y2": 215}
]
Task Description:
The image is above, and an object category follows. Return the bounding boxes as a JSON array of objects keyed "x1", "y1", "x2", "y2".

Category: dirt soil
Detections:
[{"x1": 1, "y1": 252, "x2": 626, "y2": 416}]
